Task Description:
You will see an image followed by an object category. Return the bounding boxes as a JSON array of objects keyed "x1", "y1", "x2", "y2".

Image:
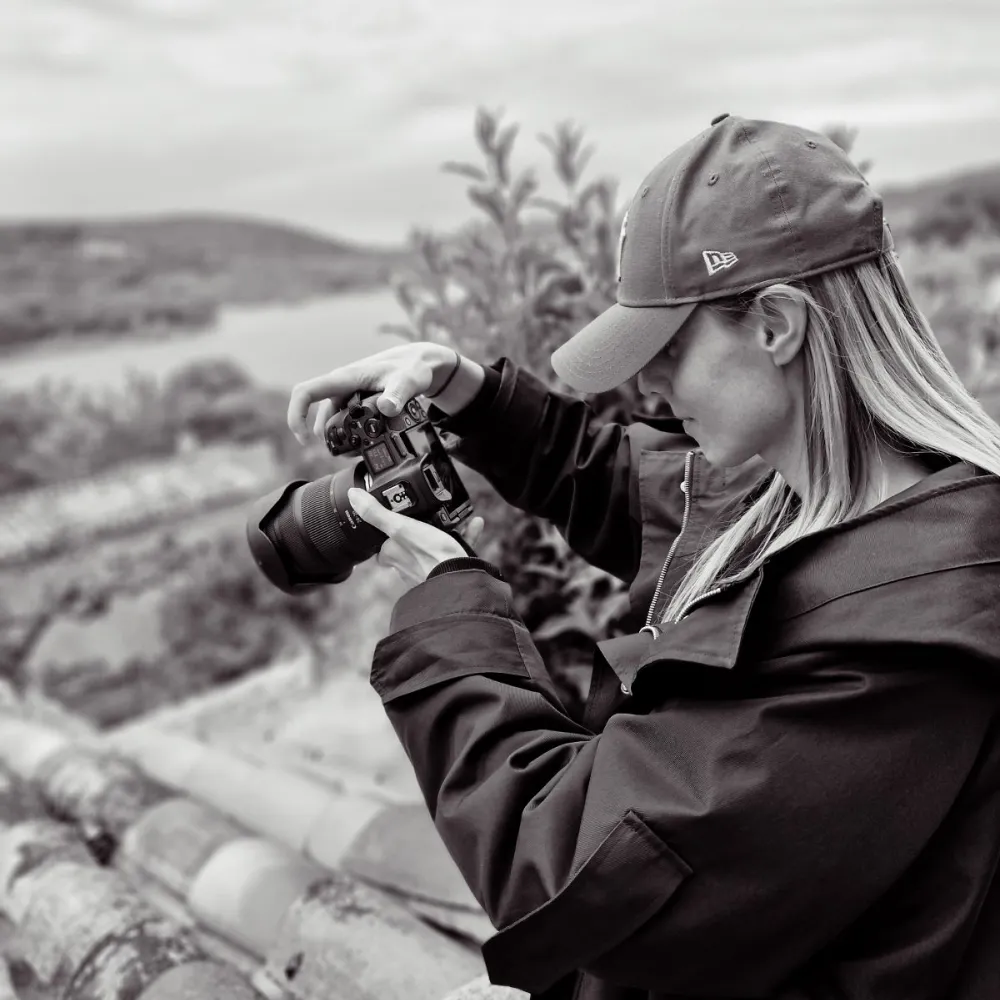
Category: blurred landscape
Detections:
[
  {"x1": 0, "y1": 214, "x2": 410, "y2": 355},
  {"x1": 3, "y1": 144, "x2": 1000, "y2": 730},
  {"x1": 4, "y1": 154, "x2": 999, "y2": 360},
  {"x1": 3, "y1": 0, "x2": 999, "y2": 991}
]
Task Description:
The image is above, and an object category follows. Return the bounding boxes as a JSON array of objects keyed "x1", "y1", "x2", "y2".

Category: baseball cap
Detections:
[{"x1": 550, "y1": 113, "x2": 889, "y2": 394}]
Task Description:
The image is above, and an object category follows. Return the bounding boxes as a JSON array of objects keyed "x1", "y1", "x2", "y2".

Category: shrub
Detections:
[
  {"x1": 380, "y1": 108, "x2": 661, "y2": 708},
  {"x1": 0, "y1": 358, "x2": 290, "y2": 496}
]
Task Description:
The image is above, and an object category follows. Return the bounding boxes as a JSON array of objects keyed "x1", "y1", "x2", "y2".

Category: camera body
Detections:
[
  {"x1": 246, "y1": 391, "x2": 474, "y2": 594},
  {"x1": 327, "y1": 393, "x2": 472, "y2": 530}
]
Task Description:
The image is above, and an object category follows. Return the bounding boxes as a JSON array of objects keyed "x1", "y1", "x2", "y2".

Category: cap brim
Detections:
[{"x1": 550, "y1": 300, "x2": 698, "y2": 394}]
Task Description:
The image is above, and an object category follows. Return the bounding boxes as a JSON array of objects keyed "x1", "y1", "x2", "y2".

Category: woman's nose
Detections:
[{"x1": 637, "y1": 370, "x2": 666, "y2": 397}]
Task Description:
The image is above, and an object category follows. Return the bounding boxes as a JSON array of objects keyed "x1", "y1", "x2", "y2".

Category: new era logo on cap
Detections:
[{"x1": 703, "y1": 249, "x2": 739, "y2": 276}]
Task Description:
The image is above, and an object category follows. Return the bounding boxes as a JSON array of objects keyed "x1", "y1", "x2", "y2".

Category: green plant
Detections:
[{"x1": 380, "y1": 108, "x2": 655, "y2": 708}]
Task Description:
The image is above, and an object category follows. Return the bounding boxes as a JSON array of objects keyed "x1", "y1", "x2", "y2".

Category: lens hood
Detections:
[{"x1": 245, "y1": 481, "x2": 321, "y2": 594}]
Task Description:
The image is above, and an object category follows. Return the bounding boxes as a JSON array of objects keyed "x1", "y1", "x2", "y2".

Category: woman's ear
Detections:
[{"x1": 756, "y1": 288, "x2": 807, "y2": 367}]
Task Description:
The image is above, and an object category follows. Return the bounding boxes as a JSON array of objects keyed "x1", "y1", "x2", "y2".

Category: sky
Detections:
[{"x1": 5, "y1": 0, "x2": 1000, "y2": 244}]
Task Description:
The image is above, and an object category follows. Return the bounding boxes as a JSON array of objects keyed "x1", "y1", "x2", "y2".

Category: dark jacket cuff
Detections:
[
  {"x1": 427, "y1": 557, "x2": 505, "y2": 582},
  {"x1": 427, "y1": 361, "x2": 503, "y2": 435},
  {"x1": 390, "y1": 566, "x2": 514, "y2": 632}
]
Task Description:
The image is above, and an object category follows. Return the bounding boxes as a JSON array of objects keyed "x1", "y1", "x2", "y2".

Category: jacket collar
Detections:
[
  {"x1": 597, "y1": 568, "x2": 764, "y2": 694},
  {"x1": 598, "y1": 461, "x2": 1000, "y2": 694}
]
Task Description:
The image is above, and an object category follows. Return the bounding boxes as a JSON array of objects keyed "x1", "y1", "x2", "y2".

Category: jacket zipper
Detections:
[
  {"x1": 671, "y1": 554, "x2": 771, "y2": 622},
  {"x1": 640, "y1": 450, "x2": 756, "y2": 634},
  {"x1": 671, "y1": 584, "x2": 725, "y2": 623},
  {"x1": 643, "y1": 450, "x2": 695, "y2": 632}
]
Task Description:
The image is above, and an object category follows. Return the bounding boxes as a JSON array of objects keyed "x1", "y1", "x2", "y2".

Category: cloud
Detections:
[
  {"x1": 773, "y1": 91, "x2": 1000, "y2": 130},
  {"x1": 3, "y1": 0, "x2": 999, "y2": 241},
  {"x1": 43, "y1": 0, "x2": 256, "y2": 31}
]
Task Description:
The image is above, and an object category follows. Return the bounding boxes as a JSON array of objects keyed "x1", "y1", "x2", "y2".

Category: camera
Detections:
[{"x1": 246, "y1": 392, "x2": 474, "y2": 593}]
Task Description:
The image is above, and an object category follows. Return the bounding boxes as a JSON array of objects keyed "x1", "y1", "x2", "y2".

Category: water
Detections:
[{"x1": 0, "y1": 289, "x2": 410, "y2": 391}]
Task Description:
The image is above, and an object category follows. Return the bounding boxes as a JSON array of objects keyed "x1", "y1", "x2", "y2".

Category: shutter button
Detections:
[{"x1": 710, "y1": 112, "x2": 730, "y2": 125}]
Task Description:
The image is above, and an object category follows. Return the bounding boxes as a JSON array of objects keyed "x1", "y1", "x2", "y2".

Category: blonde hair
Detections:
[{"x1": 659, "y1": 248, "x2": 1000, "y2": 625}]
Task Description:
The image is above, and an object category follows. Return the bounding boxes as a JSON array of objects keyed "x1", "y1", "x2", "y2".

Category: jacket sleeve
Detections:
[
  {"x1": 428, "y1": 357, "x2": 689, "y2": 585},
  {"x1": 370, "y1": 568, "x2": 994, "y2": 997}
]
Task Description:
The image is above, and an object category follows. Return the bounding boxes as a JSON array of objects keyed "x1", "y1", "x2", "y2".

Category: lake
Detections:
[{"x1": 0, "y1": 289, "x2": 410, "y2": 391}]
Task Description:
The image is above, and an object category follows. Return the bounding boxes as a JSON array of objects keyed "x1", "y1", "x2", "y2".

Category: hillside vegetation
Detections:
[
  {"x1": 882, "y1": 163, "x2": 1000, "y2": 245},
  {"x1": 0, "y1": 213, "x2": 411, "y2": 354}
]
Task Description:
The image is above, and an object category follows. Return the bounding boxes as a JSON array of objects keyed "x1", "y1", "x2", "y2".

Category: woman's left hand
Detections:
[{"x1": 347, "y1": 488, "x2": 486, "y2": 590}]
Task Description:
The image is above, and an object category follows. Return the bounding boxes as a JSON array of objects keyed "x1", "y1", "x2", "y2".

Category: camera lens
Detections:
[{"x1": 245, "y1": 465, "x2": 386, "y2": 593}]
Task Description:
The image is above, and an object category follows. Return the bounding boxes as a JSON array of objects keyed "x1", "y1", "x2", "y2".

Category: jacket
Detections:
[{"x1": 368, "y1": 357, "x2": 1000, "y2": 999}]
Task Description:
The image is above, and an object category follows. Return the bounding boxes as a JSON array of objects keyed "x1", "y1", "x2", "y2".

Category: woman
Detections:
[{"x1": 286, "y1": 115, "x2": 1000, "y2": 999}]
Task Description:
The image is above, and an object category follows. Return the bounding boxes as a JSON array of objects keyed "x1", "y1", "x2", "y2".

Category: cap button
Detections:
[{"x1": 710, "y1": 112, "x2": 731, "y2": 125}]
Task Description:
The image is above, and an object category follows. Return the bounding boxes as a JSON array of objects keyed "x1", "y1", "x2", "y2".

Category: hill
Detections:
[
  {"x1": 0, "y1": 213, "x2": 413, "y2": 355},
  {"x1": 881, "y1": 162, "x2": 1000, "y2": 245},
  {"x1": 3, "y1": 158, "x2": 1000, "y2": 359},
  {"x1": 85, "y1": 212, "x2": 372, "y2": 258},
  {"x1": 0, "y1": 212, "x2": 392, "y2": 259}
]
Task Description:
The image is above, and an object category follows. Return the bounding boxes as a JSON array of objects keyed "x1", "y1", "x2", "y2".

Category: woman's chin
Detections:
[
  {"x1": 686, "y1": 423, "x2": 751, "y2": 469},
  {"x1": 696, "y1": 435, "x2": 740, "y2": 468},
  {"x1": 706, "y1": 442, "x2": 762, "y2": 470}
]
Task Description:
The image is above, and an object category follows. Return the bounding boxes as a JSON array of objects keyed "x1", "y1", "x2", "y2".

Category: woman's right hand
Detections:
[{"x1": 286, "y1": 342, "x2": 462, "y2": 445}]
